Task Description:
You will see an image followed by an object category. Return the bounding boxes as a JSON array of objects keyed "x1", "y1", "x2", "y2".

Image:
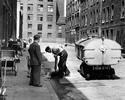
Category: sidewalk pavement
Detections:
[{"x1": 5, "y1": 51, "x2": 59, "y2": 100}]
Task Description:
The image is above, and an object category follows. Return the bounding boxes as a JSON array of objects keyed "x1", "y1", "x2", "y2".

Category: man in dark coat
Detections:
[{"x1": 28, "y1": 34, "x2": 42, "y2": 87}]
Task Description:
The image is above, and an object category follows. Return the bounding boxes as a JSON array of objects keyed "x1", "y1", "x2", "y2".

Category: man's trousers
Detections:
[{"x1": 30, "y1": 65, "x2": 41, "y2": 85}]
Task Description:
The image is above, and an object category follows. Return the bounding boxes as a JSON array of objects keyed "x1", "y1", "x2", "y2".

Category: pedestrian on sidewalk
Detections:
[
  {"x1": 45, "y1": 46, "x2": 70, "y2": 78},
  {"x1": 28, "y1": 34, "x2": 42, "y2": 87},
  {"x1": 26, "y1": 38, "x2": 33, "y2": 78}
]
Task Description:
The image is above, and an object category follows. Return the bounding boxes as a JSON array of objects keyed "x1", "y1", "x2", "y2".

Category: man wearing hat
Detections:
[{"x1": 28, "y1": 34, "x2": 42, "y2": 87}]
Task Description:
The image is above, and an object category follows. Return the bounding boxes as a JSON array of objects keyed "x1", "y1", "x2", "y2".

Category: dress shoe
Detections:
[
  {"x1": 29, "y1": 83, "x2": 33, "y2": 86},
  {"x1": 27, "y1": 75, "x2": 30, "y2": 78}
]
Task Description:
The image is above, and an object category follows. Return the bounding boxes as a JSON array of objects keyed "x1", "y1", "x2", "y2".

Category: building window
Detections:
[
  {"x1": 37, "y1": 24, "x2": 42, "y2": 30},
  {"x1": 27, "y1": 32, "x2": 32, "y2": 37},
  {"x1": 20, "y1": 3, "x2": 23, "y2": 10},
  {"x1": 38, "y1": 32, "x2": 42, "y2": 34},
  {"x1": 121, "y1": 0, "x2": 125, "y2": 18},
  {"x1": 96, "y1": 0, "x2": 99, "y2": 3},
  {"x1": 102, "y1": 30, "x2": 105, "y2": 37},
  {"x1": 90, "y1": 12, "x2": 92, "y2": 25},
  {"x1": 93, "y1": 30, "x2": 95, "y2": 34},
  {"x1": 96, "y1": 29, "x2": 98, "y2": 34},
  {"x1": 48, "y1": 24, "x2": 52, "y2": 29},
  {"x1": 27, "y1": 14, "x2": 33, "y2": 20},
  {"x1": 47, "y1": 5, "x2": 54, "y2": 12},
  {"x1": 81, "y1": 15, "x2": 84, "y2": 26},
  {"x1": 58, "y1": 26, "x2": 62, "y2": 29},
  {"x1": 106, "y1": 30, "x2": 109, "y2": 38},
  {"x1": 93, "y1": 10, "x2": 96, "y2": 24},
  {"x1": 90, "y1": 0, "x2": 94, "y2": 6},
  {"x1": 27, "y1": 4, "x2": 33, "y2": 11},
  {"x1": 48, "y1": 0, "x2": 53, "y2": 2},
  {"x1": 20, "y1": 6, "x2": 23, "y2": 10},
  {"x1": 106, "y1": 7, "x2": 109, "y2": 22},
  {"x1": 58, "y1": 26, "x2": 62, "y2": 32},
  {"x1": 38, "y1": 32, "x2": 42, "y2": 37},
  {"x1": 85, "y1": 14, "x2": 87, "y2": 26},
  {"x1": 47, "y1": 33, "x2": 52, "y2": 38},
  {"x1": 37, "y1": 14, "x2": 43, "y2": 21},
  {"x1": 122, "y1": 0, "x2": 125, "y2": 6},
  {"x1": 47, "y1": 15, "x2": 53, "y2": 22},
  {"x1": 110, "y1": 29, "x2": 114, "y2": 40},
  {"x1": 95, "y1": 9, "x2": 98, "y2": 23},
  {"x1": 121, "y1": 9, "x2": 125, "y2": 18},
  {"x1": 37, "y1": 4, "x2": 43, "y2": 12},
  {"x1": 102, "y1": 8, "x2": 106, "y2": 23},
  {"x1": 28, "y1": 24, "x2": 32, "y2": 29},
  {"x1": 58, "y1": 33, "x2": 62, "y2": 38},
  {"x1": 111, "y1": 5, "x2": 114, "y2": 20}
]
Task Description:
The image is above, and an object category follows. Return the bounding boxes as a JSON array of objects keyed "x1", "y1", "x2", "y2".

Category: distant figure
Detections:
[
  {"x1": 45, "y1": 46, "x2": 70, "y2": 78},
  {"x1": 17, "y1": 39, "x2": 23, "y2": 56},
  {"x1": 27, "y1": 38, "x2": 32, "y2": 49},
  {"x1": 23, "y1": 39, "x2": 27, "y2": 49},
  {"x1": 26, "y1": 38, "x2": 33, "y2": 78},
  {"x1": 1, "y1": 39, "x2": 5, "y2": 48},
  {"x1": 28, "y1": 34, "x2": 42, "y2": 87},
  {"x1": 8, "y1": 38, "x2": 14, "y2": 48}
]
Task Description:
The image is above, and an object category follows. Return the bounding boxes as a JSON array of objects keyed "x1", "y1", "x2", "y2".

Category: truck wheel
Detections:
[
  {"x1": 111, "y1": 74, "x2": 116, "y2": 79},
  {"x1": 111, "y1": 68, "x2": 115, "y2": 79},
  {"x1": 80, "y1": 65, "x2": 84, "y2": 75},
  {"x1": 86, "y1": 73, "x2": 90, "y2": 80}
]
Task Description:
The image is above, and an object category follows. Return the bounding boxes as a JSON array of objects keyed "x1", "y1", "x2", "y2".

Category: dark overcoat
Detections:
[{"x1": 28, "y1": 42, "x2": 42, "y2": 85}]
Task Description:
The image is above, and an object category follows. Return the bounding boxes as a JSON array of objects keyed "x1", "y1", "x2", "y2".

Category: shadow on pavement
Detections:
[
  {"x1": 50, "y1": 78, "x2": 89, "y2": 100},
  {"x1": 77, "y1": 70, "x2": 121, "y2": 81},
  {"x1": 42, "y1": 54, "x2": 89, "y2": 100},
  {"x1": 42, "y1": 53, "x2": 122, "y2": 100}
]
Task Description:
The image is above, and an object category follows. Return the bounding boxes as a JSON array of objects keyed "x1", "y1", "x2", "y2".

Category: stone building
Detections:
[
  {"x1": 80, "y1": 0, "x2": 100, "y2": 39},
  {"x1": 0, "y1": 0, "x2": 17, "y2": 46},
  {"x1": 20, "y1": 0, "x2": 65, "y2": 43},
  {"x1": 101, "y1": 0, "x2": 125, "y2": 49},
  {"x1": 66, "y1": 0, "x2": 125, "y2": 48},
  {"x1": 65, "y1": 0, "x2": 80, "y2": 43}
]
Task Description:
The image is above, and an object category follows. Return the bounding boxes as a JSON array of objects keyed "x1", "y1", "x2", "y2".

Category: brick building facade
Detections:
[
  {"x1": 65, "y1": 0, "x2": 80, "y2": 43},
  {"x1": 66, "y1": 0, "x2": 125, "y2": 49},
  {"x1": 101, "y1": 0, "x2": 125, "y2": 49}
]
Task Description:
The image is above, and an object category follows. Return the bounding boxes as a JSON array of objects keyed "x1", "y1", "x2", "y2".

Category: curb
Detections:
[
  {"x1": 42, "y1": 54, "x2": 59, "y2": 100},
  {"x1": 45, "y1": 80, "x2": 59, "y2": 100}
]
